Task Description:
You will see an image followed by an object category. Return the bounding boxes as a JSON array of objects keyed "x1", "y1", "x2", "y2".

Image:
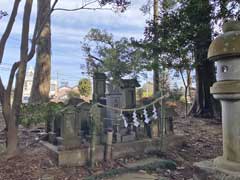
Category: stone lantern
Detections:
[
  {"x1": 194, "y1": 20, "x2": 240, "y2": 179},
  {"x1": 209, "y1": 20, "x2": 240, "y2": 171}
]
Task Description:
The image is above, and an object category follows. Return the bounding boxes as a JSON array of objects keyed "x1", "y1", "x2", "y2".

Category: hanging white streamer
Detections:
[
  {"x1": 132, "y1": 110, "x2": 140, "y2": 127},
  {"x1": 120, "y1": 111, "x2": 128, "y2": 128},
  {"x1": 97, "y1": 93, "x2": 169, "y2": 112},
  {"x1": 152, "y1": 104, "x2": 158, "y2": 120},
  {"x1": 143, "y1": 108, "x2": 150, "y2": 124}
]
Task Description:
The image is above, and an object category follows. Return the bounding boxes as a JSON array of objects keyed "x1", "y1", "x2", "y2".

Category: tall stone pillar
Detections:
[
  {"x1": 194, "y1": 20, "x2": 240, "y2": 179},
  {"x1": 93, "y1": 73, "x2": 107, "y2": 103}
]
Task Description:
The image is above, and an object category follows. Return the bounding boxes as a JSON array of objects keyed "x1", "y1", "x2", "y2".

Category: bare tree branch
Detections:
[
  {"x1": 0, "y1": 0, "x2": 21, "y2": 64},
  {"x1": 88, "y1": 54, "x2": 104, "y2": 63},
  {"x1": 6, "y1": 61, "x2": 20, "y2": 94},
  {"x1": 179, "y1": 68, "x2": 187, "y2": 88},
  {"x1": 54, "y1": 7, "x2": 112, "y2": 11},
  {"x1": 0, "y1": 77, "x2": 5, "y2": 102},
  {"x1": 53, "y1": 0, "x2": 111, "y2": 12}
]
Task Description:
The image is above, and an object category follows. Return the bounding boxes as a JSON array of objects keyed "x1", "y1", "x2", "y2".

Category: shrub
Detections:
[{"x1": 19, "y1": 102, "x2": 64, "y2": 128}]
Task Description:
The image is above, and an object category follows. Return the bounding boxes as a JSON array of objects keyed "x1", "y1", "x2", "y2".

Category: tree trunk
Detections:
[
  {"x1": 184, "y1": 86, "x2": 188, "y2": 118},
  {"x1": 153, "y1": 0, "x2": 160, "y2": 95},
  {"x1": 2, "y1": 95, "x2": 10, "y2": 129},
  {"x1": 189, "y1": 53, "x2": 220, "y2": 119},
  {"x1": 30, "y1": 0, "x2": 51, "y2": 103},
  {"x1": 6, "y1": 0, "x2": 33, "y2": 156},
  {"x1": 0, "y1": 0, "x2": 58, "y2": 158},
  {"x1": 187, "y1": 69, "x2": 191, "y2": 99},
  {"x1": 6, "y1": 113, "x2": 17, "y2": 156},
  {"x1": 179, "y1": 69, "x2": 188, "y2": 118},
  {"x1": 13, "y1": 62, "x2": 27, "y2": 123},
  {"x1": 2, "y1": 97, "x2": 18, "y2": 157},
  {"x1": 1, "y1": 89, "x2": 18, "y2": 156},
  {"x1": 153, "y1": 67, "x2": 160, "y2": 95},
  {"x1": 187, "y1": 0, "x2": 221, "y2": 119}
]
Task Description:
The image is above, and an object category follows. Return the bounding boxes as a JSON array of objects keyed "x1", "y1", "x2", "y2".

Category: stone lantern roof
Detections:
[
  {"x1": 208, "y1": 20, "x2": 240, "y2": 60},
  {"x1": 119, "y1": 79, "x2": 140, "y2": 88}
]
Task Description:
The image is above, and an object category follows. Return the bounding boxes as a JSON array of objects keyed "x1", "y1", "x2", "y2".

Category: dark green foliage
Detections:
[
  {"x1": 140, "y1": 0, "x2": 239, "y2": 71},
  {"x1": 141, "y1": 2, "x2": 196, "y2": 70},
  {"x1": 19, "y1": 102, "x2": 64, "y2": 127},
  {"x1": 84, "y1": 159, "x2": 176, "y2": 180},
  {"x1": 140, "y1": 0, "x2": 239, "y2": 118},
  {"x1": 82, "y1": 29, "x2": 147, "y2": 81},
  {"x1": 136, "y1": 0, "x2": 239, "y2": 73}
]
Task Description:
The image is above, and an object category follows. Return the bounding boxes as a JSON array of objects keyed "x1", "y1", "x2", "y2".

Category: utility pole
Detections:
[
  {"x1": 153, "y1": 0, "x2": 160, "y2": 96},
  {"x1": 56, "y1": 72, "x2": 59, "y2": 98}
]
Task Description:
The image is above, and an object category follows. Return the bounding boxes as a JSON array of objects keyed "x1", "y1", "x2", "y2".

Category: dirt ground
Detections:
[
  {"x1": 0, "y1": 110, "x2": 222, "y2": 180},
  {"x1": 163, "y1": 116, "x2": 222, "y2": 179}
]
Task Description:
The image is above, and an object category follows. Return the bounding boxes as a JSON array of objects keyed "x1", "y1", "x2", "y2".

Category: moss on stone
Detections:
[{"x1": 208, "y1": 21, "x2": 240, "y2": 60}]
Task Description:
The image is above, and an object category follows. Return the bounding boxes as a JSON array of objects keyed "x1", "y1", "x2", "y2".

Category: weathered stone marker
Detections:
[
  {"x1": 61, "y1": 106, "x2": 81, "y2": 149},
  {"x1": 194, "y1": 20, "x2": 240, "y2": 179}
]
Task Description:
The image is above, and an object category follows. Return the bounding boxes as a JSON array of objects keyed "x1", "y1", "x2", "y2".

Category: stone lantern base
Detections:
[{"x1": 193, "y1": 159, "x2": 240, "y2": 180}]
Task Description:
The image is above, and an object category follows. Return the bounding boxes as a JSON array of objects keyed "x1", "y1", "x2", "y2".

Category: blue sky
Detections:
[{"x1": 0, "y1": 0, "x2": 150, "y2": 87}]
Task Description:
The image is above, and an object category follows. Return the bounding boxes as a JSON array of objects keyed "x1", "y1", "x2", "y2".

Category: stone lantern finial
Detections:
[{"x1": 208, "y1": 20, "x2": 240, "y2": 61}]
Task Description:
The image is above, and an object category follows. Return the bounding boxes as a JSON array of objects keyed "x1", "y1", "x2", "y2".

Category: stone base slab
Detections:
[
  {"x1": 42, "y1": 135, "x2": 184, "y2": 167},
  {"x1": 214, "y1": 156, "x2": 240, "y2": 172},
  {"x1": 193, "y1": 160, "x2": 240, "y2": 180}
]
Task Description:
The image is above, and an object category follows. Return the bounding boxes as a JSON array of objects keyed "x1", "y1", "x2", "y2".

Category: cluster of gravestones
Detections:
[
  {"x1": 46, "y1": 98, "x2": 92, "y2": 149},
  {"x1": 46, "y1": 73, "x2": 173, "y2": 150}
]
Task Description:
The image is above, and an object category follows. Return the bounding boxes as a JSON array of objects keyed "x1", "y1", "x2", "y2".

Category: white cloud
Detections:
[
  {"x1": 52, "y1": 0, "x2": 147, "y2": 30},
  {"x1": 1, "y1": 0, "x2": 149, "y2": 86}
]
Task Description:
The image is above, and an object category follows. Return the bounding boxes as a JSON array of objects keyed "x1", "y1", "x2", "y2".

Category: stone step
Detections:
[
  {"x1": 85, "y1": 158, "x2": 175, "y2": 180},
  {"x1": 125, "y1": 158, "x2": 167, "y2": 168},
  {"x1": 110, "y1": 172, "x2": 158, "y2": 180}
]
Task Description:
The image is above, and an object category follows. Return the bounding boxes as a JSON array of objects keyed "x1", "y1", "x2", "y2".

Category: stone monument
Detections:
[
  {"x1": 106, "y1": 79, "x2": 140, "y2": 143},
  {"x1": 194, "y1": 20, "x2": 240, "y2": 179},
  {"x1": 93, "y1": 73, "x2": 107, "y2": 102},
  {"x1": 106, "y1": 83, "x2": 123, "y2": 129},
  {"x1": 61, "y1": 106, "x2": 81, "y2": 149}
]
